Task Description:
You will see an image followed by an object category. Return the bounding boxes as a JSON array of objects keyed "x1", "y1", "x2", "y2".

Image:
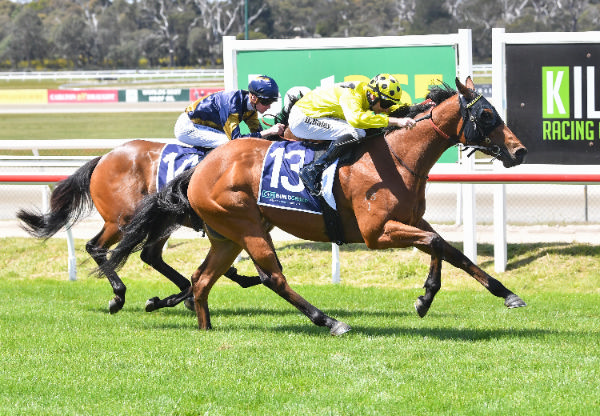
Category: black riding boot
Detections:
[{"x1": 299, "y1": 134, "x2": 360, "y2": 196}]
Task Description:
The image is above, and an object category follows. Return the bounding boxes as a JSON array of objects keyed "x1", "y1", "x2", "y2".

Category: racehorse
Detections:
[
  {"x1": 101, "y1": 77, "x2": 528, "y2": 335},
  {"x1": 16, "y1": 140, "x2": 258, "y2": 314}
]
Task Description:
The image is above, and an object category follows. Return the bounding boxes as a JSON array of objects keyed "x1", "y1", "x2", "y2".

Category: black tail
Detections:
[
  {"x1": 16, "y1": 156, "x2": 101, "y2": 239},
  {"x1": 97, "y1": 167, "x2": 197, "y2": 278}
]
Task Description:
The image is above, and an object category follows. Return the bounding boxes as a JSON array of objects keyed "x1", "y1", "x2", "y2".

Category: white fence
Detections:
[
  {"x1": 4, "y1": 138, "x2": 600, "y2": 278},
  {"x1": 0, "y1": 69, "x2": 224, "y2": 82},
  {"x1": 0, "y1": 65, "x2": 492, "y2": 83}
]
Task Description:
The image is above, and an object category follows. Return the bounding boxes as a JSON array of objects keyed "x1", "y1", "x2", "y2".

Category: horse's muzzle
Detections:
[{"x1": 503, "y1": 146, "x2": 527, "y2": 167}]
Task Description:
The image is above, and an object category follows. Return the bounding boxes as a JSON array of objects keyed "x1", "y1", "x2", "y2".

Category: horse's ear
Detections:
[
  {"x1": 465, "y1": 76, "x2": 475, "y2": 90},
  {"x1": 455, "y1": 76, "x2": 475, "y2": 97}
]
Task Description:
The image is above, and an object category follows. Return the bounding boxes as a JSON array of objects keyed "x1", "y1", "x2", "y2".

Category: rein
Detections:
[
  {"x1": 414, "y1": 110, "x2": 452, "y2": 141},
  {"x1": 384, "y1": 102, "x2": 462, "y2": 181}
]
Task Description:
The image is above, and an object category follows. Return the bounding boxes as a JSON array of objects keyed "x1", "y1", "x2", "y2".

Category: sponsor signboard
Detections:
[
  {"x1": 190, "y1": 87, "x2": 223, "y2": 101},
  {"x1": 226, "y1": 36, "x2": 465, "y2": 163},
  {"x1": 48, "y1": 89, "x2": 119, "y2": 103},
  {"x1": 506, "y1": 43, "x2": 600, "y2": 164},
  {"x1": 136, "y1": 88, "x2": 189, "y2": 103},
  {"x1": 0, "y1": 89, "x2": 47, "y2": 104}
]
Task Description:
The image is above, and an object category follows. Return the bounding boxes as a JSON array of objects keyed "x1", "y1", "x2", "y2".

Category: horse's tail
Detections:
[
  {"x1": 16, "y1": 156, "x2": 101, "y2": 239},
  {"x1": 97, "y1": 167, "x2": 197, "y2": 277}
]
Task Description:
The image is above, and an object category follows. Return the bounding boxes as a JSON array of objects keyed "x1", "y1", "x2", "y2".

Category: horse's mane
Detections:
[
  {"x1": 383, "y1": 82, "x2": 457, "y2": 134},
  {"x1": 390, "y1": 82, "x2": 457, "y2": 119}
]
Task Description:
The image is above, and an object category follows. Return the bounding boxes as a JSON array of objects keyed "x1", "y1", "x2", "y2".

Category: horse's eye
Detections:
[{"x1": 479, "y1": 109, "x2": 496, "y2": 126}]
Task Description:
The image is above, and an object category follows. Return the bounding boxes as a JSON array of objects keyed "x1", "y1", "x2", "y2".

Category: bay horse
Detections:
[
  {"x1": 16, "y1": 140, "x2": 257, "y2": 314},
  {"x1": 102, "y1": 77, "x2": 528, "y2": 335}
]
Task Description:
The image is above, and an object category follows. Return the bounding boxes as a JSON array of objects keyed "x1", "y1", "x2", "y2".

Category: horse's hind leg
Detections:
[
  {"x1": 242, "y1": 232, "x2": 350, "y2": 336},
  {"x1": 86, "y1": 223, "x2": 126, "y2": 314},
  {"x1": 191, "y1": 239, "x2": 244, "y2": 330},
  {"x1": 140, "y1": 237, "x2": 194, "y2": 312}
]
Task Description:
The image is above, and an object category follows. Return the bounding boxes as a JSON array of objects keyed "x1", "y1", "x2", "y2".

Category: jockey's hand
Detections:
[
  {"x1": 261, "y1": 123, "x2": 286, "y2": 138},
  {"x1": 389, "y1": 117, "x2": 416, "y2": 130},
  {"x1": 398, "y1": 117, "x2": 416, "y2": 129}
]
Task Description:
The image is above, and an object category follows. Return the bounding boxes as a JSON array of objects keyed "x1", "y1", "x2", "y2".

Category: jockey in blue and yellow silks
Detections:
[{"x1": 174, "y1": 75, "x2": 285, "y2": 148}]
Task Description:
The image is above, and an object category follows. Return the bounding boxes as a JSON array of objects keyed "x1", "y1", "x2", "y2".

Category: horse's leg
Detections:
[
  {"x1": 416, "y1": 219, "x2": 526, "y2": 309},
  {"x1": 191, "y1": 239, "x2": 243, "y2": 330},
  {"x1": 361, "y1": 219, "x2": 446, "y2": 317},
  {"x1": 414, "y1": 238, "x2": 444, "y2": 318},
  {"x1": 363, "y1": 219, "x2": 525, "y2": 318},
  {"x1": 241, "y1": 231, "x2": 351, "y2": 336},
  {"x1": 85, "y1": 223, "x2": 126, "y2": 314},
  {"x1": 141, "y1": 236, "x2": 262, "y2": 313},
  {"x1": 140, "y1": 237, "x2": 194, "y2": 312}
]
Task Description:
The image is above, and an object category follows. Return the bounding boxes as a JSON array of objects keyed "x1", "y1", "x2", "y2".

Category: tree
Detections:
[
  {"x1": 140, "y1": 0, "x2": 187, "y2": 67},
  {"x1": 5, "y1": 7, "x2": 48, "y2": 68},
  {"x1": 52, "y1": 13, "x2": 95, "y2": 67},
  {"x1": 187, "y1": 0, "x2": 267, "y2": 64}
]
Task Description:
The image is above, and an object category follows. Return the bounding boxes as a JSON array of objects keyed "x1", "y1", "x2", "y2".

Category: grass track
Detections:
[
  {"x1": 1, "y1": 237, "x2": 599, "y2": 415},
  {"x1": 0, "y1": 113, "x2": 176, "y2": 144}
]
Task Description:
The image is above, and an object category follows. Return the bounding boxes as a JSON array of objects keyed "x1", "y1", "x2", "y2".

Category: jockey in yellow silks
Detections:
[{"x1": 288, "y1": 74, "x2": 416, "y2": 195}]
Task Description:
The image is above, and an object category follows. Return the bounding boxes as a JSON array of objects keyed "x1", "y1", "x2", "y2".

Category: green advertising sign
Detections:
[{"x1": 234, "y1": 44, "x2": 458, "y2": 162}]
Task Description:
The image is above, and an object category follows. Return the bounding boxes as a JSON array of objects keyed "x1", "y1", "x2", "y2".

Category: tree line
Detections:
[{"x1": 1, "y1": 0, "x2": 599, "y2": 71}]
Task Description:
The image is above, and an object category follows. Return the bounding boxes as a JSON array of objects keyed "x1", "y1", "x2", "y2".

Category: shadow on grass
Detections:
[
  {"x1": 101, "y1": 303, "x2": 564, "y2": 342},
  {"x1": 146, "y1": 319, "x2": 568, "y2": 341},
  {"x1": 277, "y1": 240, "x2": 600, "y2": 274},
  {"x1": 469, "y1": 241, "x2": 600, "y2": 271}
]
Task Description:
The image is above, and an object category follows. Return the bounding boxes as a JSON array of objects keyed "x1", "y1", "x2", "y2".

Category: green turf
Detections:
[
  {"x1": 0, "y1": 113, "x2": 176, "y2": 142},
  {"x1": 0, "y1": 237, "x2": 599, "y2": 415}
]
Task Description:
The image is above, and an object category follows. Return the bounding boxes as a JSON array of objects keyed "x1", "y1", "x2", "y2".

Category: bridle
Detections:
[
  {"x1": 415, "y1": 92, "x2": 505, "y2": 159},
  {"x1": 385, "y1": 91, "x2": 505, "y2": 180}
]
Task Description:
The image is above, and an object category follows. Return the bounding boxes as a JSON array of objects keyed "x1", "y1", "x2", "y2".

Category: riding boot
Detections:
[{"x1": 299, "y1": 134, "x2": 361, "y2": 196}]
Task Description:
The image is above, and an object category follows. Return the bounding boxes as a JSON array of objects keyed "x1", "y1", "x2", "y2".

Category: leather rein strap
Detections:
[{"x1": 385, "y1": 102, "x2": 463, "y2": 181}]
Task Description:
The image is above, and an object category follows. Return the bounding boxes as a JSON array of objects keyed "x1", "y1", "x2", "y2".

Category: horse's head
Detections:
[{"x1": 455, "y1": 77, "x2": 527, "y2": 167}]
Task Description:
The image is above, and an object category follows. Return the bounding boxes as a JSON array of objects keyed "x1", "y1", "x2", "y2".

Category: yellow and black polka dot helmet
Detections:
[{"x1": 367, "y1": 74, "x2": 403, "y2": 110}]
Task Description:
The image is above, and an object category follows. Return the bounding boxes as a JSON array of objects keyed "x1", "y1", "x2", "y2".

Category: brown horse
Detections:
[
  {"x1": 17, "y1": 139, "x2": 256, "y2": 314},
  {"x1": 102, "y1": 77, "x2": 528, "y2": 335}
]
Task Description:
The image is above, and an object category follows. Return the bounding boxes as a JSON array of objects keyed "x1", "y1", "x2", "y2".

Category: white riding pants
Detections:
[
  {"x1": 174, "y1": 112, "x2": 229, "y2": 148},
  {"x1": 288, "y1": 105, "x2": 365, "y2": 141}
]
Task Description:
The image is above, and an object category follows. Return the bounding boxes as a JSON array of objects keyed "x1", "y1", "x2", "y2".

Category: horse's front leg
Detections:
[
  {"x1": 363, "y1": 220, "x2": 445, "y2": 317},
  {"x1": 414, "y1": 237, "x2": 444, "y2": 318},
  {"x1": 418, "y1": 219, "x2": 526, "y2": 309}
]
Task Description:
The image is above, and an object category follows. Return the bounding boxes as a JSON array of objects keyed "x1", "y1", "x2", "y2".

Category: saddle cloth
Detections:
[
  {"x1": 258, "y1": 140, "x2": 337, "y2": 214},
  {"x1": 156, "y1": 143, "x2": 209, "y2": 191}
]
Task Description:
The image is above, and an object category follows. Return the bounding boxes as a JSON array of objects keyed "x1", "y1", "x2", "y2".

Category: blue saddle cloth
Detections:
[
  {"x1": 258, "y1": 141, "x2": 322, "y2": 214},
  {"x1": 156, "y1": 144, "x2": 209, "y2": 190}
]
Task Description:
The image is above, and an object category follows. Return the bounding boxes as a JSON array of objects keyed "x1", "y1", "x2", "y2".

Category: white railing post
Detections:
[{"x1": 331, "y1": 244, "x2": 340, "y2": 284}]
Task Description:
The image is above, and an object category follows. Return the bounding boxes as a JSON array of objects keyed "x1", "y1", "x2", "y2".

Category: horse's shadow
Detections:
[
  {"x1": 474, "y1": 241, "x2": 600, "y2": 270},
  {"x1": 275, "y1": 240, "x2": 600, "y2": 273}
]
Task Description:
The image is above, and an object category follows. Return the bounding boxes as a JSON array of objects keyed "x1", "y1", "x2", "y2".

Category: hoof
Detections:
[
  {"x1": 145, "y1": 297, "x2": 159, "y2": 312},
  {"x1": 109, "y1": 297, "x2": 124, "y2": 314},
  {"x1": 330, "y1": 321, "x2": 351, "y2": 336},
  {"x1": 414, "y1": 296, "x2": 430, "y2": 318},
  {"x1": 183, "y1": 296, "x2": 195, "y2": 312},
  {"x1": 505, "y1": 293, "x2": 527, "y2": 309}
]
